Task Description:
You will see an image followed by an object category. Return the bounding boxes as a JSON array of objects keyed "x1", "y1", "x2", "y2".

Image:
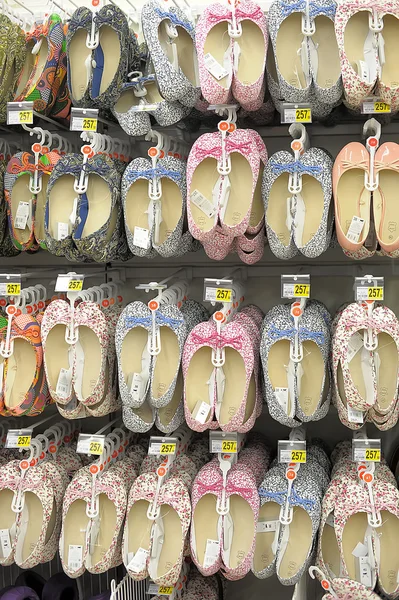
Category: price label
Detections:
[
  {"x1": 282, "y1": 276, "x2": 311, "y2": 299},
  {"x1": 76, "y1": 434, "x2": 105, "y2": 456},
  {"x1": 374, "y1": 101, "x2": 390, "y2": 113},
  {"x1": 215, "y1": 288, "x2": 232, "y2": 302},
  {"x1": 160, "y1": 443, "x2": 176, "y2": 455},
  {"x1": 70, "y1": 108, "x2": 99, "y2": 132},
  {"x1": 82, "y1": 118, "x2": 97, "y2": 131},
  {"x1": 203, "y1": 278, "x2": 233, "y2": 304},
  {"x1": 354, "y1": 448, "x2": 381, "y2": 462},
  {"x1": 362, "y1": 99, "x2": 391, "y2": 114},
  {"x1": 367, "y1": 287, "x2": 383, "y2": 300},
  {"x1": 5, "y1": 429, "x2": 32, "y2": 449},
  {"x1": 8, "y1": 110, "x2": 33, "y2": 124},
  {"x1": 283, "y1": 106, "x2": 312, "y2": 124},
  {"x1": 290, "y1": 449, "x2": 306, "y2": 463},
  {"x1": 68, "y1": 279, "x2": 83, "y2": 291},
  {"x1": 293, "y1": 283, "x2": 309, "y2": 298},
  {"x1": 6, "y1": 283, "x2": 21, "y2": 296},
  {"x1": 158, "y1": 587, "x2": 174, "y2": 596},
  {"x1": 222, "y1": 440, "x2": 237, "y2": 453}
]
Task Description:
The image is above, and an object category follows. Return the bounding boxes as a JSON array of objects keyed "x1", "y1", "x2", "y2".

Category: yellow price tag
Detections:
[
  {"x1": 222, "y1": 440, "x2": 237, "y2": 453},
  {"x1": 290, "y1": 449, "x2": 306, "y2": 463},
  {"x1": 365, "y1": 448, "x2": 380, "y2": 462},
  {"x1": 216, "y1": 288, "x2": 232, "y2": 302},
  {"x1": 367, "y1": 287, "x2": 383, "y2": 300},
  {"x1": 19, "y1": 110, "x2": 33, "y2": 124},
  {"x1": 294, "y1": 283, "x2": 310, "y2": 298},
  {"x1": 295, "y1": 108, "x2": 311, "y2": 122},
  {"x1": 82, "y1": 117, "x2": 97, "y2": 131},
  {"x1": 17, "y1": 435, "x2": 31, "y2": 448},
  {"x1": 6, "y1": 283, "x2": 21, "y2": 296},
  {"x1": 374, "y1": 101, "x2": 390, "y2": 113},
  {"x1": 89, "y1": 440, "x2": 104, "y2": 455},
  {"x1": 68, "y1": 279, "x2": 83, "y2": 291},
  {"x1": 158, "y1": 587, "x2": 173, "y2": 596},
  {"x1": 160, "y1": 443, "x2": 176, "y2": 455}
]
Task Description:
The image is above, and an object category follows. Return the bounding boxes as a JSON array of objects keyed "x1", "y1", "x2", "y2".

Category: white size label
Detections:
[
  {"x1": 133, "y1": 226, "x2": 150, "y2": 249},
  {"x1": 68, "y1": 544, "x2": 83, "y2": 570},
  {"x1": 57, "y1": 222, "x2": 69, "y2": 241},
  {"x1": 275, "y1": 387, "x2": 289, "y2": 413},
  {"x1": 127, "y1": 547, "x2": 149, "y2": 573},
  {"x1": 14, "y1": 201, "x2": 31, "y2": 230},
  {"x1": 204, "y1": 53, "x2": 229, "y2": 80},
  {"x1": 348, "y1": 406, "x2": 364, "y2": 424},
  {"x1": 190, "y1": 189, "x2": 216, "y2": 219},
  {"x1": 129, "y1": 372, "x2": 142, "y2": 401},
  {"x1": 0, "y1": 529, "x2": 11, "y2": 558},
  {"x1": 346, "y1": 216, "x2": 365, "y2": 243},
  {"x1": 193, "y1": 400, "x2": 211, "y2": 424},
  {"x1": 203, "y1": 538, "x2": 219, "y2": 568},
  {"x1": 257, "y1": 520, "x2": 278, "y2": 533},
  {"x1": 56, "y1": 368, "x2": 72, "y2": 399},
  {"x1": 130, "y1": 103, "x2": 159, "y2": 112}
]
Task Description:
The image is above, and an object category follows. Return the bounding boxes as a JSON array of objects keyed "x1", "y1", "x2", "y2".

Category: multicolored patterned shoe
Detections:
[
  {"x1": 66, "y1": 7, "x2": 94, "y2": 107},
  {"x1": 0, "y1": 20, "x2": 26, "y2": 123},
  {"x1": 35, "y1": 151, "x2": 63, "y2": 250}
]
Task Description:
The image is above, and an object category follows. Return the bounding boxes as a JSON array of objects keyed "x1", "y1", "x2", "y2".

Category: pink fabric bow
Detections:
[
  {"x1": 191, "y1": 331, "x2": 242, "y2": 351},
  {"x1": 196, "y1": 478, "x2": 254, "y2": 500},
  {"x1": 194, "y1": 139, "x2": 253, "y2": 162},
  {"x1": 207, "y1": 5, "x2": 263, "y2": 24},
  {"x1": 344, "y1": 315, "x2": 381, "y2": 332}
]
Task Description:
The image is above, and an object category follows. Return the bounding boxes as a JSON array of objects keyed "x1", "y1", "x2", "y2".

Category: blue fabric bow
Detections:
[
  {"x1": 127, "y1": 166, "x2": 182, "y2": 184},
  {"x1": 280, "y1": 0, "x2": 336, "y2": 18},
  {"x1": 268, "y1": 324, "x2": 325, "y2": 345},
  {"x1": 258, "y1": 486, "x2": 316, "y2": 512},
  {"x1": 270, "y1": 159, "x2": 322, "y2": 177},
  {"x1": 155, "y1": 7, "x2": 194, "y2": 31},
  {"x1": 125, "y1": 312, "x2": 184, "y2": 330}
]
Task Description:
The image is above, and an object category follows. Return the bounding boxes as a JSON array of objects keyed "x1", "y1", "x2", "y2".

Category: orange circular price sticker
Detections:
[
  {"x1": 49, "y1": 444, "x2": 57, "y2": 454},
  {"x1": 32, "y1": 143, "x2": 42, "y2": 153},
  {"x1": 214, "y1": 311, "x2": 224, "y2": 322},
  {"x1": 321, "y1": 580, "x2": 330, "y2": 590},
  {"x1": 157, "y1": 466, "x2": 166, "y2": 477},
  {"x1": 286, "y1": 469, "x2": 296, "y2": 480},
  {"x1": 291, "y1": 140, "x2": 303, "y2": 152},
  {"x1": 148, "y1": 147, "x2": 159, "y2": 158},
  {"x1": 82, "y1": 145, "x2": 92, "y2": 155},
  {"x1": 228, "y1": 123, "x2": 236, "y2": 133},
  {"x1": 92, "y1": 0, "x2": 100, "y2": 6},
  {"x1": 218, "y1": 121, "x2": 229, "y2": 132},
  {"x1": 102, "y1": 299, "x2": 110, "y2": 308},
  {"x1": 368, "y1": 137, "x2": 378, "y2": 147},
  {"x1": 90, "y1": 464, "x2": 99, "y2": 475},
  {"x1": 6, "y1": 305, "x2": 16, "y2": 316},
  {"x1": 148, "y1": 300, "x2": 159, "y2": 311},
  {"x1": 363, "y1": 472, "x2": 373, "y2": 483},
  {"x1": 292, "y1": 306, "x2": 302, "y2": 317},
  {"x1": 20, "y1": 460, "x2": 29, "y2": 470}
]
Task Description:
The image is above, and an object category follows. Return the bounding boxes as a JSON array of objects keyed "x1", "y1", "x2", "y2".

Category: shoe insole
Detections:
[
  {"x1": 193, "y1": 494, "x2": 219, "y2": 566},
  {"x1": 17, "y1": 492, "x2": 43, "y2": 565},
  {"x1": 121, "y1": 327, "x2": 148, "y2": 388},
  {"x1": 249, "y1": 163, "x2": 264, "y2": 230},
  {"x1": 157, "y1": 178, "x2": 181, "y2": 245},
  {"x1": 35, "y1": 173, "x2": 50, "y2": 242},
  {"x1": 97, "y1": 26, "x2": 120, "y2": 96},
  {"x1": 337, "y1": 361, "x2": 348, "y2": 407},
  {"x1": 48, "y1": 174, "x2": 76, "y2": 239},
  {"x1": 15, "y1": 40, "x2": 35, "y2": 97},
  {"x1": 223, "y1": 152, "x2": 253, "y2": 228},
  {"x1": 344, "y1": 11, "x2": 370, "y2": 76},
  {"x1": 374, "y1": 171, "x2": 399, "y2": 247},
  {"x1": 204, "y1": 22, "x2": 231, "y2": 89},
  {"x1": 378, "y1": 511, "x2": 399, "y2": 594},
  {"x1": 129, "y1": 399, "x2": 154, "y2": 425},
  {"x1": 243, "y1": 373, "x2": 256, "y2": 425},
  {"x1": 0, "y1": 489, "x2": 16, "y2": 560},
  {"x1": 186, "y1": 346, "x2": 214, "y2": 416},
  {"x1": 321, "y1": 513, "x2": 340, "y2": 578},
  {"x1": 27, "y1": 37, "x2": 49, "y2": 94},
  {"x1": 153, "y1": 504, "x2": 182, "y2": 580},
  {"x1": 268, "y1": 340, "x2": 294, "y2": 416},
  {"x1": 380, "y1": 15, "x2": 399, "y2": 89},
  {"x1": 312, "y1": 16, "x2": 340, "y2": 89},
  {"x1": 253, "y1": 502, "x2": 280, "y2": 573},
  {"x1": 91, "y1": 494, "x2": 116, "y2": 567},
  {"x1": 158, "y1": 369, "x2": 183, "y2": 427},
  {"x1": 4, "y1": 339, "x2": 36, "y2": 410},
  {"x1": 266, "y1": 173, "x2": 291, "y2": 246},
  {"x1": 342, "y1": 511, "x2": 369, "y2": 582},
  {"x1": 298, "y1": 340, "x2": 324, "y2": 417},
  {"x1": 76, "y1": 325, "x2": 101, "y2": 401},
  {"x1": 69, "y1": 29, "x2": 91, "y2": 101},
  {"x1": 82, "y1": 175, "x2": 111, "y2": 237},
  {"x1": 219, "y1": 347, "x2": 246, "y2": 426},
  {"x1": 126, "y1": 499, "x2": 152, "y2": 562},
  {"x1": 44, "y1": 324, "x2": 70, "y2": 396},
  {"x1": 267, "y1": 42, "x2": 279, "y2": 87},
  {"x1": 236, "y1": 20, "x2": 265, "y2": 85},
  {"x1": 227, "y1": 495, "x2": 254, "y2": 569},
  {"x1": 278, "y1": 507, "x2": 312, "y2": 580},
  {"x1": 152, "y1": 327, "x2": 179, "y2": 400},
  {"x1": 375, "y1": 332, "x2": 397, "y2": 412},
  {"x1": 189, "y1": 157, "x2": 218, "y2": 233},
  {"x1": 348, "y1": 338, "x2": 368, "y2": 405},
  {"x1": 146, "y1": 82, "x2": 164, "y2": 103},
  {"x1": 297, "y1": 175, "x2": 324, "y2": 247},
  {"x1": 11, "y1": 174, "x2": 33, "y2": 244},
  {"x1": 336, "y1": 165, "x2": 370, "y2": 242},
  {"x1": 44, "y1": 498, "x2": 57, "y2": 545},
  {"x1": 114, "y1": 88, "x2": 142, "y2": 113},
  {"x1": 276, "y1": 13, "x2": 307, "y2": 89},
  {"x1": 175, "y1": 26, "x2": 197, "y2": 85},
  {"x1": 63, "y1": 499, "x2": 89, "y2": 568},
  {"x1": 125, "y1": 179, "x2": 151, "y2": 236}
]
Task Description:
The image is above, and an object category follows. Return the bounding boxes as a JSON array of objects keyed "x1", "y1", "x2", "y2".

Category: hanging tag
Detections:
[
  {"x1": 257, "y1": 520, "x2": 279, "y2": 533},
  {"x1": 204, "y1": 53, "x2": 229, "y2": 80},
  {"x1": 190, "y1": 189, "x2": 217, "y2": 218},
  {"x1": 346, "y1": 216, "x2": 365, "y2": 243},
  {"x1": 76, "y1": 434, "x2": 105, "y2": 456},
  {"x1": 7, "y1": 101, "x2": 34, "y2": 125},
  {"x1": 0, "y1": 529, "x2": 11, "y2": 559},
  {"x1": 192, "y1": 400, "x2": 211, "y2": 424},
  {"x1": 14, "y1": 201, "x2": 31, "y2": 230},
  {"x1": 278, "y1": 440, "x2": 307, "y2": 463},
  {"x1": 133, "y1": 226, "x2": 150, "y2": 249},
  {"x1": 5, "y1": 428, "x2": 32, "y2": 449},
  {"x1": 281, "y1": 274, "x2": 310, "y2": 299},
  {"x1": 348, "y1": 406, "x2": 365, "y2": 424},
  {"x1": 127, "y1": 547, "x2": 149, "y2": 573},
  {"x1": 57, "y1": 222, "x2": 69, "y2": 241},
  {"x1": 56, "y1": 367, "x2": 72, "y2": 399},
  {"x1": 68, "y1": 545, "x2": 83, "y2": 571},
  {"x1": 203, "y1": 538, "x2": 220, "y2": 568}
]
